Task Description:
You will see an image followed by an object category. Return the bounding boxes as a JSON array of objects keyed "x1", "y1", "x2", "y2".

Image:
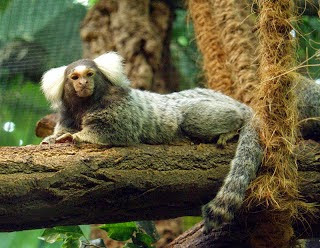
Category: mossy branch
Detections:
[{"x1": 0, "y1": 141, "x2": 319, "y2": 233}]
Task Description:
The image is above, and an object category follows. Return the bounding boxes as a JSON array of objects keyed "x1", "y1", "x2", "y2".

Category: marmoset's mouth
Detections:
[{"x1": 76, "y1": 88, "x2": 94, "y2": 97}]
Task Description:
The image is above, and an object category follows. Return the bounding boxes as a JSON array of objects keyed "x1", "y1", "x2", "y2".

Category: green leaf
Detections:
[
  {"x1": 39, "y1": 229, "x2": 63, "y2": 244},
  {"x1": 79, "y1": 225, "x2": 91, "y2": 237},
  {"x1": 134, "y1": 233, "x2": 154, "y2": 247},
  {"x1": 52, "y1": 226, "x2": 84, "y2": 237},
  {"x1": 123, "y1": 243, "x2": 140, "y2": 248},
  {"x1": 39, "y1": 226, "x2": 84, "y2": 244},
  {"x1": 62, "y1": 236, "x2": 80, "y2": 248},
  {"x1": 99, "y1": 222, "x2": 137, "y2": 241}
]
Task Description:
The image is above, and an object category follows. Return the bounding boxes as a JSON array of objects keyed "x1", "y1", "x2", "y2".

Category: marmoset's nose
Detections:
[{"x1": 80, "y1": 78, "x2": 88, "y2": 86}]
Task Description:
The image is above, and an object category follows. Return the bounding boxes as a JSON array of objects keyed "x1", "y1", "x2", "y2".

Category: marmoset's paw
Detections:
[
  {"x1": 41, "y1": 135, "x2": 57, "y2": 145},
  {"x1": 55, "y1": 133, "x2": 74, "y2": 143},
  {"x1": 217, "y1": 130, "x2": 238, "y2": 148}
]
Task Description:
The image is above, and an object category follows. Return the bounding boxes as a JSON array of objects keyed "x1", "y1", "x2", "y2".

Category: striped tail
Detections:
[{"x1": 202, "y1": 111, "x2": 262, "y2": 232}]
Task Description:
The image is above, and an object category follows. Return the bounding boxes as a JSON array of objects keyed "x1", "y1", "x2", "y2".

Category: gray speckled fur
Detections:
[{"x1": 81, "y1": 88, "x2": 249, "y2": 145}]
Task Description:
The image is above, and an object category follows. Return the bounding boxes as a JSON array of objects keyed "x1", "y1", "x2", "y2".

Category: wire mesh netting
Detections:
[{"x1": 0, "y1": 0, "x2": 87, "y2": 146}]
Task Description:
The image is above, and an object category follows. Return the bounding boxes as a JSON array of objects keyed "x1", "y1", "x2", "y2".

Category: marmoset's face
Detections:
[{"x1": 67, "y1": 65, "x2": 96, "y2": 98}]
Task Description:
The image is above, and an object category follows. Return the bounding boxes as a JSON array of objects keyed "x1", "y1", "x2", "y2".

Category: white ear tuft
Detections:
[
  {"x1": 41, "y1": 66, "x2": 67, "y2": 110},
  {"x1": 94, "y1": 52, "x2": 130, "y2": 87}
]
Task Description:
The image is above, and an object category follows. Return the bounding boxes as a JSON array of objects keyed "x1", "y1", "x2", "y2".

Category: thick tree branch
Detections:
[{"x1": 0, "y1": 140, "x2": 319, "y2": 233}]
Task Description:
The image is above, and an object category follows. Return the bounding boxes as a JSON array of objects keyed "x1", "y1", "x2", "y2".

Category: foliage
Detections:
[
  {"x1": 0, "y1": 229, "x2": 65, "y2": 248},
  {"x1": 38, "y1": 223, "x2": 157, "y2": 248},
  {"x1": 296, "y1": 16, "x2": 320, "y2": 79},
  {"x1": 100, "y1": 222, "x2": 137, "y2": 241},
  {"x1": 0, "y1": 80, "x2": 49, "y2": 146},
  {"x1": 88, "y1": 0, "x2": 100, "y2": 7},
  {"x1": 0, "y1": 0, "x2": 86, "y2": 75},
  {"x1": 0, "y1": 223, "x2": 92, "y2": 247},
  {"x1": 171, "y1": 9, "x2": 201, "y2": 90},
  {"x1": 0, "y1": 0, "x2": 11, "y2": 12},
  {"x1": 40, "y1": 226, "x2": 85, "y2": 248},
  {"x1": 99, "y1": 222, "x2": 157, "y2": 248}
]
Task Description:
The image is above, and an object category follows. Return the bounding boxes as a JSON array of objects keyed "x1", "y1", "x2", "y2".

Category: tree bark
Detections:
[
  {"x1": 80, "y1": 0, "x2": 179, "y2": 93},
  {"x1": 166, "y1": 219, "x2": 320, "y2": 248},
  {"x1": 0, "y1": 140, "x2": 319, "y2": 234},
  {"x1": 167, "y1": 221, "x2": 250, "y2": 248}
]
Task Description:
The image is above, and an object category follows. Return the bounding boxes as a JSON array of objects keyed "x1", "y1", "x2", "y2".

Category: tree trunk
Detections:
[
  {"x1": 80, "y1": 0, "x2": 179, "y2": 93},
  {"x1": 0, "y1": 140, "x2": 319, "y2": 235}
]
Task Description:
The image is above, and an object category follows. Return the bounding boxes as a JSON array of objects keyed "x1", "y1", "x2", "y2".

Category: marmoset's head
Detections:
[
  {"x1": 64, "y1": 60, "x2": 97, "y2": 98},
  {"x1": 41, "y1": 52, "x2": 130, "y2": 109}
]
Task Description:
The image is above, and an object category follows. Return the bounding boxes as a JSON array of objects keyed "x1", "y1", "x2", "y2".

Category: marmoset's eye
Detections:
[
  {"x1": 71, "y1": 75, "x2": 79, "y2": 80},
  {"x1": 87, "y1": 72, "x2": 94, "y2": 77}
]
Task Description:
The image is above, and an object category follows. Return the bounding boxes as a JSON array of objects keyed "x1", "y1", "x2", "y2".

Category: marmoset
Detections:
[{"x1": 41, "y1": 52, "x2": 263, "y2": 231}]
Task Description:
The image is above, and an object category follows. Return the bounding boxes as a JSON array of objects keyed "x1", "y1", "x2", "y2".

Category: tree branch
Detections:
[{"x1": 0, "y1": 140, "x2": 319, "y2": 233}]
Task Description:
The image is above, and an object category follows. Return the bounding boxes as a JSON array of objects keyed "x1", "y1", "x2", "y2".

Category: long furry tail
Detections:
[{"x1": 202, "y1": 109, "x2": 262, "y2": 232}]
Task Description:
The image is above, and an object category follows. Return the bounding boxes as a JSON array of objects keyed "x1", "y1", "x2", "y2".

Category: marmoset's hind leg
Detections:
[{"x1": 180, "y1": 101, "x2": 244, "y2": 145}]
